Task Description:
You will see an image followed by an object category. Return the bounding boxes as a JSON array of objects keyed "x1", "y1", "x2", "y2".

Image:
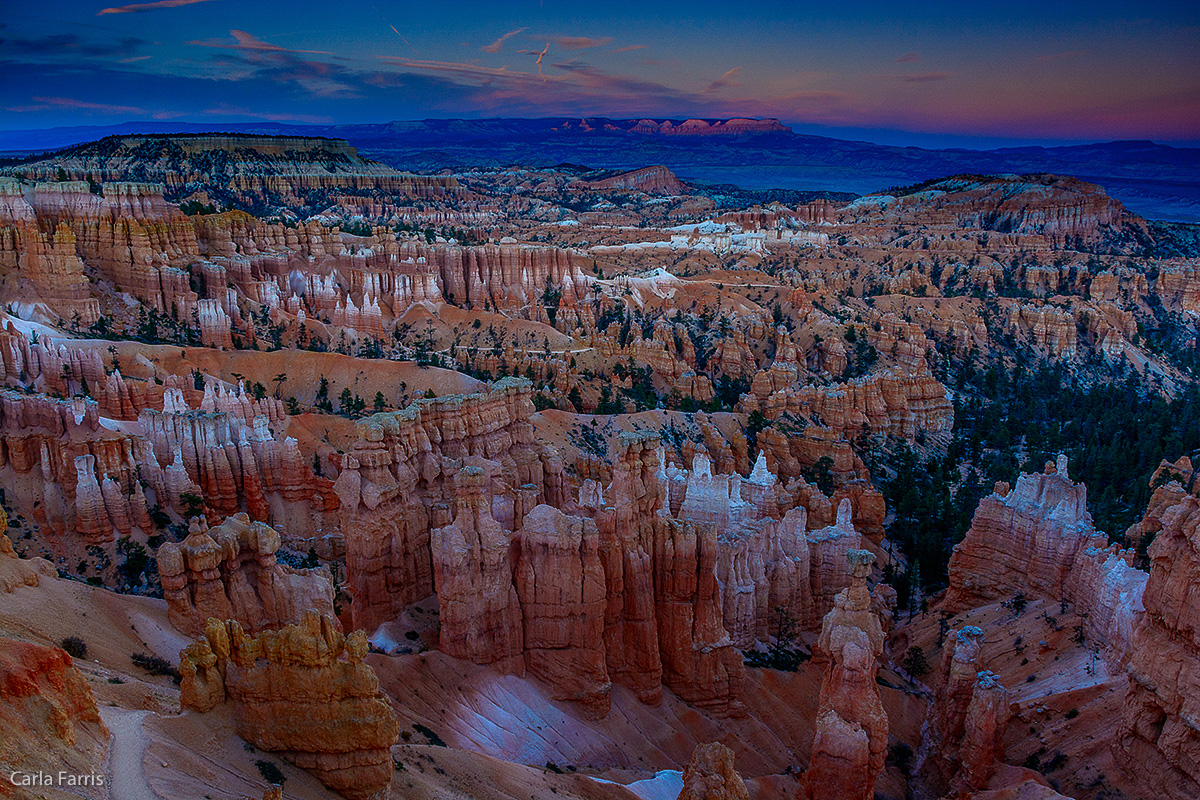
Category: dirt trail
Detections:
[{"x1": 100, "y1": 707, "x2": 160, "y2": 800}]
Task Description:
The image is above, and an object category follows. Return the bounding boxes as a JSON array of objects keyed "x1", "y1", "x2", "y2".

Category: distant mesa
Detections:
[{"x1": 625, "y1": 118, "x2": 792, "y2": 136}]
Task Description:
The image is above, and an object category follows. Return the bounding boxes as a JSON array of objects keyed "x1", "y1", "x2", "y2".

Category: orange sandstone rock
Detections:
[
  {"x1": 180, "y1": 612, "x2": 400, "y2": 800},
  {"x1": 158, "y1": 514, "x2": 334, "y2": 637},
  {"x1": 805, "y1": 549, "x2": 887, "y2": 800},
  {"x1": 676, "y1": 742, "x2": 750, "y2": 800}
]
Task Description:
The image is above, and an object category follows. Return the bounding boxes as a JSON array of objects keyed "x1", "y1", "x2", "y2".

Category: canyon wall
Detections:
[{"x1": 1114, "y1": 464, "x2": 1200, "y2": 799}]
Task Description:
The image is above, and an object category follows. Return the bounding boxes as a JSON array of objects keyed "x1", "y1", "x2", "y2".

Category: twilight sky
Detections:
[{"x1": 2, "y1": 0, "x2": 1198, "y2": 147}]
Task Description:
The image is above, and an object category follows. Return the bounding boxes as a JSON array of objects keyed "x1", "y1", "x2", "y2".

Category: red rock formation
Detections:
[
  {"x1": 0, "y1": 638, "x2": 109, "y2": 784},
  {"x1": 925, "y1": 626, "x2": 1012, "y2": 793},
  {"x1": 807, "y1": 499, "x2": 864, "y2": 626},
  {"x1": 180, "y1": 612, "x2": 400, "y2": 800},
  {"x1": 12, "y1": 221, "x2": 100, "y2": 326},
  {"x1": 676, "y1": 742, "x2": 750, "y2": 800},
  {"x1": 654, "y1": 514, "x2": 747, "y2": 716},
  {"x1": 0, "y1": 389, "x2": 156, "y2": 541},
  {"x1": 805, "y1": 549, "x2": 888, "y2": 800},
  {"x1": 590, "y1": 435, "x2": 667, "y2": 705},
  {"x1": 336, "y1": 378, "x2": 564, "y2": 633},
  {"x1": 746, "y1": 360, "x2": 953, "y2": 443},
  {"x1": 158, "y1": 513, "x2": 335, "y2": 637},
  {"x1": 580, "y1": 166, "x2": 686, "y2": 194},
  {"x1": 946, "y1": 457, "x2": 1146, "y2": 663},
  {"x1": 1005, "y1": 303, "x2": 1076, "y2": 358},
  {"x1": 514, "y1": 504, "x2": 610, "y2": 716},
  {"x1": 432, "y1": 466, "x2": 525, "y2": 673},
  {"x1": 140, "y1": 388, "x2": 335, "y2": 540},
  {"x1": 1115, "y1": 485, "x2": 1200, "y2": 799},
  {"x1": 957, "y1": 671, "x2": 1011, "y2": 792}
]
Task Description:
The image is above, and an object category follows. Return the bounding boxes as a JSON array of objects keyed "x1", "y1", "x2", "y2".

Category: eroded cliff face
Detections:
[
  {"x1": 180, "y1": 612, "x2": 400, "y2": 800},
  {"x1": 335, "y1": 377, "x2": 563, "y2": 632},
  {"x1": 139, "y1": 386, "x2": 337, "y2": 542},
  {"x1": 923, "y1": 626, "x2": 1011, "y2": 795},
  {"x1": 514, "y1": 503, "x2": 610, "y2": 716},
  {"x1": 335, "y1": 382, "x2": 886, "y2": 719},
  {"x1": 945, "y1": 457, "x2": 1146, "y2": 663},
  {"x1": 805, "y1": 550, "x2": 888, "y2": 800},
  {"x1": 1115, "y1": 474, "x2": 1200, "y2": 799},
  {"x1": 0, "y1": 637, "x2": 110, "y2": 789},
  {"x1": 0, "y1": 388, "x2": 152, "y2": 543},
  {"x1": 158, "y1": 514, "x2": 334, "y2": 637}
]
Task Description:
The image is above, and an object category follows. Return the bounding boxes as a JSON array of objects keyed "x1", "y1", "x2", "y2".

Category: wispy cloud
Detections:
[
  {"x1": 530, "y1": 35, "x2": 614, "y2": 50},
  {"x1": 612, "y1": 45, "x2": 647, "y2": 53},
  {"x1": 378, "y1": 56, "x2": 544, "y2": 86},
  {"x1": 0, "y1": 33, "x2": 145, "y2": 58},
  {"x1": 1035, "y1": 50, "x2": 1088, "y2": 62},
  {"x1": 190, "y1": 30, "x2": 357, "y2": 97},
  {"x1": 895, "y1": 71, "x2": 952, "y2": 83},
  {"x1": 895, "y1": 52, "x2": 920, "y2": 63},
  {"x1": 201, "y1": 106, "x2": 332, "y2": 123},
  {"x1": 98, "y1": 0, "x2": 216, "y2": 15},
  {"x1": 481, "y1": 27, "x2": 526, "y2": 54},
  {"x1": 7, "y1": 96, "x2": 145, "y2": 114},
  {"x1": 703, "y1": 66, "x2": 743, "y2": 94},
  {"x1": 190, "y1": 29, "x2": 333, "y2": 56}
]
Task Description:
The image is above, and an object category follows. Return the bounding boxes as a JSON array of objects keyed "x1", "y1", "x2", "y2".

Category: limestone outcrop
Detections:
[
  {"x1": 179, "y1": 612, "x2": 400, "y2": 800},
  {"x1": 158, "y1": 514, "x2": 335, "y2": 637}
]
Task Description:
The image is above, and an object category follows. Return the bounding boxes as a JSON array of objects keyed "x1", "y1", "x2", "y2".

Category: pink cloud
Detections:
[
  {"x1": 895, "y1": 71, "x2": 953, "y2": 83},
  {"x1": 8, "y1": 96, "x2": 146, "y2": 114},
  {"x1": 703, "y1": 67, "x2": 743, "y2": 94},
  {"x1": 189, "y1": 29, "x2": 333, "y2": 55},
  {"x1": 481, "y1": 28, "x2": 527, "y2": 54},
  {"x1": 612, "y1": 45, "x2": 647, "y2": 53},
  {"x1": 98, "y1": 0, "x2": 216, "y2": 15},
  {"x1": 895, "y1": 52, "x2": 920, "y2": 63},
  {"x1": 530, "y1": 35, "x2": 614, "y2": 50}
]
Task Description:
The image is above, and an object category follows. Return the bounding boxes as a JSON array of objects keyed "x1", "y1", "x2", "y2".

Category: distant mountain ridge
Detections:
[{"x1": 3, "y1": 118, "x2": 1197, "y2": 221}]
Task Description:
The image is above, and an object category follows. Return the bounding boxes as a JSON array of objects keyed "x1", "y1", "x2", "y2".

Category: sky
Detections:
[{"x1": 2, "y1": 0, "x2": 1198, "y2": 148}]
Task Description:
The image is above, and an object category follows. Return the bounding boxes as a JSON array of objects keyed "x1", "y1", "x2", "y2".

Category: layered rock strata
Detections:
[
  {"x1": 1114, "y1": 476, "x2": 1200, "y2": 799},
  {"x1": 180, "y1": 612, "x2": 400, "y2": 800},
  {"x1": 805, "y1": 550, "x2": 888, "y2": 800},
  {"x1": 945, "y1": 457, "x2": 1146, "y2": 663},
  {"x1": 158, "y1": 514, "x2": 335, "y2": 637}
]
